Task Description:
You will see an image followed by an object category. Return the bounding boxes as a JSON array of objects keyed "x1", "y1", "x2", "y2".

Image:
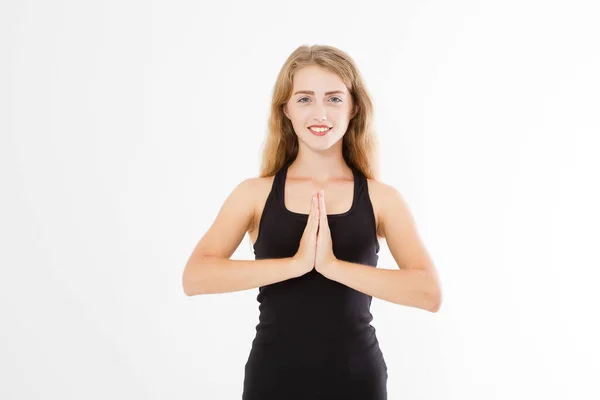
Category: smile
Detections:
[{"x1": 308, "y1": 127, "x2": 332, "y2": 136}]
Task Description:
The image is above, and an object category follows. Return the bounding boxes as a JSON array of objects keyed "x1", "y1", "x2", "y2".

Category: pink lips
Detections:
[{"x1": 308, "y1": 126, "x2": 332, "y2": 136}]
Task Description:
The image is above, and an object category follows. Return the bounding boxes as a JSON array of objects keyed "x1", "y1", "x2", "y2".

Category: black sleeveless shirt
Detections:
[{"x1": 251, "y1": 162, "x2": 381, "y2": 346}]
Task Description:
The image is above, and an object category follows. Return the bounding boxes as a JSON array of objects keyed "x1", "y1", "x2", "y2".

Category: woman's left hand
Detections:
[{"x1": 315, "y1": 190, "x2": 338, "y2": 276}]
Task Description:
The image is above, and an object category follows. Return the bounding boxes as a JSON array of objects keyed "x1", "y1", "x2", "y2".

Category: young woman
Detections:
[{"x1": 182, "y1": 44, "x2": 442, "y2": 399}]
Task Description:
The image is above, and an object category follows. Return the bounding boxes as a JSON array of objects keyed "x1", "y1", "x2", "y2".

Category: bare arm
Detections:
[
  {"x1": 321, "y1": 182, "x2": 441, "y2": 311},
  {"x1": 182, "y1": 178, "x2": 300, "y2": 296}
]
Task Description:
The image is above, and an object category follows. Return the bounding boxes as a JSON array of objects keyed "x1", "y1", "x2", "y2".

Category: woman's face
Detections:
[{"x1": 283, "y1": 65, "x2": 356, "y2": 152}]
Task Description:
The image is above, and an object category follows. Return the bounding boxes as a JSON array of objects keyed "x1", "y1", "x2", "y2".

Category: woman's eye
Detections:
[{"x1": 297, "y1": 97, "x2": 342, "y2": 103}]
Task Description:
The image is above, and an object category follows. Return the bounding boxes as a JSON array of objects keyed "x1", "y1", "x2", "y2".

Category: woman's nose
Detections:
[{"x1": 313, "y1": 105, "x2": 326, "y2": 120}]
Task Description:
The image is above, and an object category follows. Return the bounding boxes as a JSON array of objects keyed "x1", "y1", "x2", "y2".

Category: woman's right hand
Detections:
[{"x1": 291, "y1": 192, "x2": 320, "y2": 277}]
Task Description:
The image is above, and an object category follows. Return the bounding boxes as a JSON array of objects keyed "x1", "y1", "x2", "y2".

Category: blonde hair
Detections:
[{"x1": 258, "y1": 44, "x2": 380, "y2": 180}]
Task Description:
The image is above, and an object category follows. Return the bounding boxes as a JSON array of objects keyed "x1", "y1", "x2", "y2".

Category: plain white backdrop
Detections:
[{"x1": 2, "y1": 0, "x2": 599, "y2": 399}]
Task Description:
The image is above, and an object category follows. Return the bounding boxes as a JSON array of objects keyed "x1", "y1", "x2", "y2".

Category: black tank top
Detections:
[{"x1": 251, "y1": 162, "x2": 381, "y2": 346}]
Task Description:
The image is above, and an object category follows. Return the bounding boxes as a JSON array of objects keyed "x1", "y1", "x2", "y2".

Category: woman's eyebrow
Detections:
[{"x1": 293, "y1": 90, "x2": 346, "y2": 96}]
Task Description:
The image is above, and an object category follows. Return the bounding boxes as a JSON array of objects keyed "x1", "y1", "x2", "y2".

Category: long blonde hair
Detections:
[{"x1": 258, "y1": 44, "x2": 380, "y2": 180}]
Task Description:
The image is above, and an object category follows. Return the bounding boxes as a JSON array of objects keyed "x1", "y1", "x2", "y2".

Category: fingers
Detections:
[
  {"x1": 309, "y1": 191, "x2": 319, "y2": 231},
  {"x1": 319, "y1": 190, "x2": 326, "y2": 221},
  {"x1": 304, "y1": 191, "x2": 317, "y2": 232}
]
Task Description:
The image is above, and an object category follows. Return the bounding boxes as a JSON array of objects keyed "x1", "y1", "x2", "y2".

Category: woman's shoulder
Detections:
[
  {"x1": 234, "y1": 174, "x2": 277, "y2": 233},
  {"x1": 365, "y1": 177, "x2": 397, "y2": 197},
  {"x1": 365, "y1": 178, "x2": 405, "y2": 239},
  {"x1": 240, "y1": 174, "x2": 276, "y2": 194},
  {"x1": 364, "y1": 175, "x2": 393, "y2": 202},
  {"x1": 233, "y1": 172, "x2": 276, "y2": 190}
]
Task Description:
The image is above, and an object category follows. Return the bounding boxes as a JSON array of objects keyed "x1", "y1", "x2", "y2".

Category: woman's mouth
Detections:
[{"x1": 308, "y1": 126, "x2": 332, "y2": 136}]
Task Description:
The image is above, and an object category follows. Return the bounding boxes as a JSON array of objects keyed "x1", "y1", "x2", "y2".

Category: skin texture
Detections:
[{"x1": 283, "y1": 64, "x2": 357, "y2": 159}]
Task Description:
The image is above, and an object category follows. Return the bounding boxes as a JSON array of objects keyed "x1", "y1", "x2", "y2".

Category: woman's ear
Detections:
[
  {"x1": 350, "y1": 104, "x2": 359, "y2": 119},
  {"x1": 283, "y1": 104, "x2": 290, "y2": 120}
]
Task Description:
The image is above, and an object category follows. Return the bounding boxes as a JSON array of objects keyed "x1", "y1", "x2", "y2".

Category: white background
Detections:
[{"x1": 2, "y1": 0, "x2": 599, "y2": 399}]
